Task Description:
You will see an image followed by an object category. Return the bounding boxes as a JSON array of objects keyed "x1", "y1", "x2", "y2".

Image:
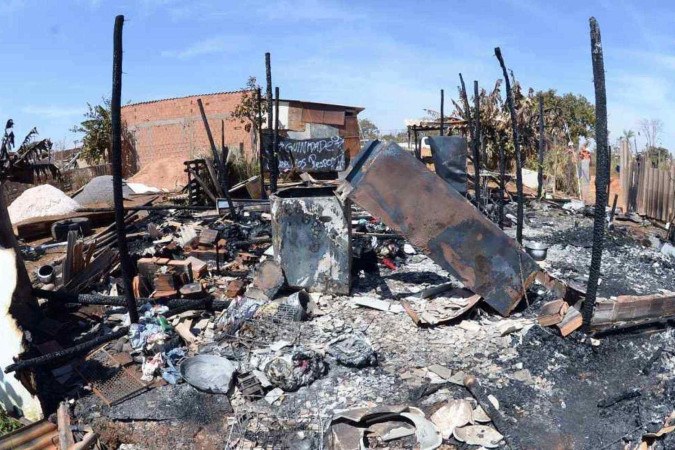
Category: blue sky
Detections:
[{"x1": 1, "y1": 0, "x2": 674, "y2": 150}]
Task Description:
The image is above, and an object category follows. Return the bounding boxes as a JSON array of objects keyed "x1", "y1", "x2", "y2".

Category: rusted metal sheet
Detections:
[
  {"x1": 338, "y1": 141, "x2": 539, "y2": 316},
  {"x1": 271, "y1": 187, "x2": 351, "y2": 294},
  {"x1": 0, "y1": 420, "x2": 59, "y2": 450},
  {"x1": 428, "y1": 136, "x2": 468, "y2": 195}
]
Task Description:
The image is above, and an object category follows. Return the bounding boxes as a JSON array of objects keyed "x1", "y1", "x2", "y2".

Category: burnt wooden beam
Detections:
[
  {"x1": 583, "y1": 17, "x2": 610, "y2": 329},
  {"x1": 591, "y1": 293, "x2": 675, "y2": 332},
  {"x1": 495, "y1": 47, "x2": 523, "y2": 244},
  {"x1": 473, "y1": 80, "x2": 482, "y2": 208},
  {"x1": 272, "y1": 86, "x2": 280, "y2": 193},
  {"x1": 265, "y1": 53, "x2": 277, "y2": 192},
  {"x1": 196, "y1": 98, "x2": 221, "y2": 166},
  {"x1": 111, "y1": 15, "x2": 138, "y2": 323},
  {"x1": 256, "y1": 87, "x2": 266, "y2": 199},
  {"x1": 538, "y1": 93, "x2": 545, "y2": 199},
  {"x1": 458, "y1": 74, "x2": 478, "y2": 204},
  {"x1": 498, "y1": 140, "x2": 506, "y2": 229},
  {"x1": 439, "y1": 89, "x2": 444, "y2": 136}
]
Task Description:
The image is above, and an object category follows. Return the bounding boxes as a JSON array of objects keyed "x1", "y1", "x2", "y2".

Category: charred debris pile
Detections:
[
  {"x1": 4, "y1": 137, "x2": 674, "y2": 449},
  {"x1": 3, "y1": 15, "x2": 675, "y2": 450}
]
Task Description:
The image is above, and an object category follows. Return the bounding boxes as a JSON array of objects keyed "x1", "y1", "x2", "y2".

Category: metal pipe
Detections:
[
  {"x1": 583, "y1": 17, "x2": 610, "y2": 329},
  {"x1": 495, "y1": 47, "x2": 524, "y2": 244},
  {"x1": 111, "y1": 15, "x2": 138, "y2": 324}
]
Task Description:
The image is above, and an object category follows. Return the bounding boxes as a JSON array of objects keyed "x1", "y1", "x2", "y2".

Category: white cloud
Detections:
[
  {"x1": 21, "y1": 105, "x2": 84, "y2": 119},
  {"x1": 161, "y1": 36, "x2": 238, "y2": 59}
]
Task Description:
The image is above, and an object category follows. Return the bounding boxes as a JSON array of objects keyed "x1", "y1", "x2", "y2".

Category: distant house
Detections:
[{"x1": 121, "y1": 91, "x2": 363, "y2": 176}]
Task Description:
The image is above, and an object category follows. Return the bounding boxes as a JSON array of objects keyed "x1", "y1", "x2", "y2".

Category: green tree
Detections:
[
  {"x1": 540, "y1": 90, "x2": 595, "y2": 147},
  {"x1": 231, "y1": 76, "x2": 268, "y2": 138},
  {"x1": 71, "y1": 99, "x2": 113, "y2": 164},
  {"x1": 380, "y1": 130, "x2": 408, "y2": 142},
  {"x1": 359, "y1": 118, "x2": 379, "y2": 140},
  {"x1": 72, "y1": 98, "x2": 136, "y2": 169},
  {"x1": 645, "y1": 146, "x2": 671, "y2": 168},
  {"x1": 451, "y1": 81, "x2": 595, "y2": 170}
]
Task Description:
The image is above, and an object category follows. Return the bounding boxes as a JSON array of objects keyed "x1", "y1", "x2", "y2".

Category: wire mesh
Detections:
[{"x1": 76, "y1": 347, "x2": 148, "y2": 406}]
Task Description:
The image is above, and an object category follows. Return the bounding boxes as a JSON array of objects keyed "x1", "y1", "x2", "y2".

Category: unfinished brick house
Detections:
[{"x1": 121, "y1": 91, "x2": 363, "y2": 176}]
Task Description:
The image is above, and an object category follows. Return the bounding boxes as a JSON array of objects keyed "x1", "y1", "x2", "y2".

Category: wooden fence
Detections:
[{"x1": 619, "y1": 140, "x2": 675, "y2": 223}]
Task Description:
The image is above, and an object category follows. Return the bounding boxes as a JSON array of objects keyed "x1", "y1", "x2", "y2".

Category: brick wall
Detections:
[{"x1": 121, "y1": 91, "x2": 256, "y2": 175}]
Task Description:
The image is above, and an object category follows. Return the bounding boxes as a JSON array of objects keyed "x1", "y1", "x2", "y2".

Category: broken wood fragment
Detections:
[
  {"x1": 590, "y1": 292, "x2": 675, "y2": 332},
  {"x1": 68, "y1": 431, "x2": 97, "y2": 450},
  {"x1": 538, "y1": 299, "x2": 569, "y2": 327},
  {"x1": 175, "y1": 319, "x2": 196, "y2": 344},
  {"x1": 557, "y1": 304, "x2": 583, "y2": 337},
  {"x1": 57, "y1": 401, "x2": 74, "y2": 450}
]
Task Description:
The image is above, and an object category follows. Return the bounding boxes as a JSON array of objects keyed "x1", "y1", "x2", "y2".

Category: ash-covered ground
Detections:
[{"x1": 71, "y1": 201, "x2": 675, "y2": 449}]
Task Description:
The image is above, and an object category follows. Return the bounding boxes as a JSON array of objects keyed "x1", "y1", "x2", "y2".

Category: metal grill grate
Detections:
[{"x1": 76, "y1": 347, "x2": 148, "y2": 406}]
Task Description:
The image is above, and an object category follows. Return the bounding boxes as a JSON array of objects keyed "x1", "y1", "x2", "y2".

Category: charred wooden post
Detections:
[
  {"x1": 412, "y1": 125, "x2": 419, "y2": 159},
  {"x1": 196, "y1": 99, "x2": 221, "y2": 169},
  {"x1": 459, "y1": 74, "x2": 479, "y2": 205},
  {"x1": 33, "y1": 288, "x2": 229, "y2": 310},
  {"x1": 265, "y1": 53, "x2": 277, "y2": 193},
  {"x1": 196, "y1": 99, "x2": 236, "y2": 216},
  {"x1": 272, "y1": 86, "x2": 280, "y2": 192},
  {"x1": 583, "y1": 17, "x2": 610, "y2": 329},
  {"x1": 256, "y1": 88, "x2": 266, "y2": 198},
  {"x1": 111, "y1": 15, "x2": 138, "y2": 324},
  {"x1": 538, "y1": 93, "x2": 545, "y2": 199},
  {"x1": 473, "y1": 80, "x2": 482, "y2": 208},
  {"x1": 498, "y1": 140, "x2": 506, "y2": 229},
  {"x1": 439, "y1": 89, "x2": 445, "y2": 136},
  {"x1": 4, "y1": 328, "x2": 129, "y2": 374},
  {"x1": 495, "y1": 47, "x2": 524, "y2": 244}
]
